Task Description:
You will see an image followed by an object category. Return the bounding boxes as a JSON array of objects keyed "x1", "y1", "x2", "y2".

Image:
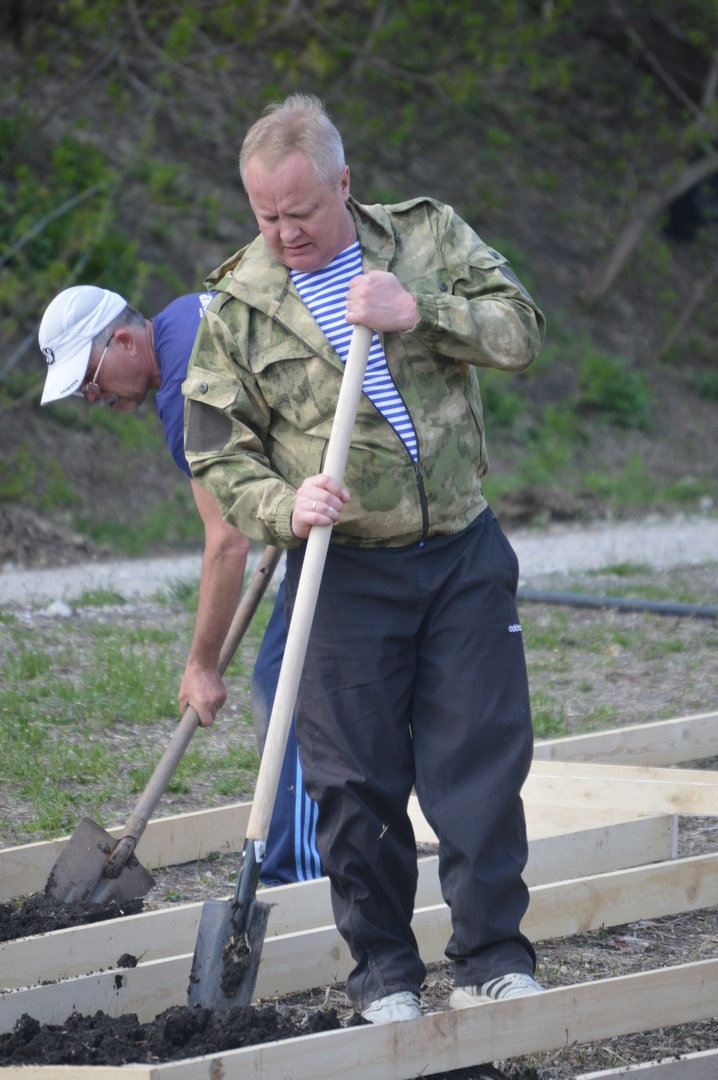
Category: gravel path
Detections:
[{"x1": 1, "y1": 513, "x2": 716, "y2": 608}]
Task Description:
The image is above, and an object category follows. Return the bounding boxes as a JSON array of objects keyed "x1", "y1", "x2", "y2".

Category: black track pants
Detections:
[{"x1": 285, "y1": 507, "x2": 536, "y2": 1009}]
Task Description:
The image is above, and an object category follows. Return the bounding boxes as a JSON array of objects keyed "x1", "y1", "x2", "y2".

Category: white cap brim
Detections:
[{"x1": 40, "y1": 339, "x2": 93, "y2": 404}]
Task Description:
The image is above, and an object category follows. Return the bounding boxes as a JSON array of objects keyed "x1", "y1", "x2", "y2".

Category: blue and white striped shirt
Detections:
[{"x1": 291, "y1": 243, "x2": 418, "y2": 460}]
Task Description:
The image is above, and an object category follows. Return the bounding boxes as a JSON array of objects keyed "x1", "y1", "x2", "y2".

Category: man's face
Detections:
[
  {"x1": 81, "y1": 328, "x2": 152, "y2": 412},
  {"x1": 245, "y1": 151, "x2": 354, "y2": 273}
]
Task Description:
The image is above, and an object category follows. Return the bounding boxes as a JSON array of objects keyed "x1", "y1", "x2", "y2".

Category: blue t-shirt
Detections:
[{"x1": 153, "y1": 292, "x2": 214, "y2": 476}]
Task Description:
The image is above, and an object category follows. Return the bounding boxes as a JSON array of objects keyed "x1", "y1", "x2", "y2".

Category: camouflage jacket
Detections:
[{"x1": 183, "y1": 196, "x2": 545, "y2": 548}]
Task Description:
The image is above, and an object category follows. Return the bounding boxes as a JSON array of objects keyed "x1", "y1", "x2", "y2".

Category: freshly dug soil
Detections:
[
  {"x1": 0, "y1": 1003, "x2": 512, "y2": 1078},
  {"x1": 0, "y1": 893, "x2": 143, "y2": 944},
  {"x1": 0, "y1": 1004, "x2": 342, "y2": 1067}
]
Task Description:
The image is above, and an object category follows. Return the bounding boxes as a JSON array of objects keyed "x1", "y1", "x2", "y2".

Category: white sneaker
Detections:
[
  {"x1": 361, "y1": 991, "x2": 421, "y2": 1024},
  {"x1": 449, "y1": 972, "x2": 543, "y2": 1008}
]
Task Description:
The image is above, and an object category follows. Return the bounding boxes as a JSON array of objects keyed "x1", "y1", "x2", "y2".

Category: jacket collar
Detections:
[
  {"x1": 203, "y1": 197, "x2": 398, "y2": 368},
  {"x1": 205, "y1": 196, "x2": 398, "y2": 307}
]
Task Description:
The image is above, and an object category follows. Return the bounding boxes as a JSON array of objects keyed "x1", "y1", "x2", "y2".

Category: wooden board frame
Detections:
[
  {"x1": 535, "y1": 710, "x2": 718, "y2": 767},
  {"x1": 1, "y1": 958, "x2": 717, "y2": 1079},
  {"x1": 0, "y1": 814, "x2": 676, "y2": 993},
  {"x1": 0, "y1": 775, "x2": 682, "y2": 903},
  {"x1": 1, "y1": 711, "x2": 717, "y2": 1078},
  {"x1": 576, "y1": 1047, "x2": 718, "y2": 1078},
  {"x1": 0, "y1": 709, "x2": 709, "y2": 904},
  {"x1": 2, "y1": 850, "x2": 717, "y2": 1035}
]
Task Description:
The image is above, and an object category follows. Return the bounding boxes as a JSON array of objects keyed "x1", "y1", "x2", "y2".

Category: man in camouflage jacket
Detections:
[
  {"x1": 184, "y1": 196, "x2": 540, "y2": 549},
  {"x1": 184, "y1": 93, "x2": 546, "y2": 1023}
]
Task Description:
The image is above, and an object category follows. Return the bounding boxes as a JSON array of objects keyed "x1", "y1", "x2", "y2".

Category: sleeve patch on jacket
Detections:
[
  {"x1": 185, "y1": 400, "x2": 233, "y2": 453},
  {"x1": 500, "y1": 266, "x2": 534, "y2": 302}
]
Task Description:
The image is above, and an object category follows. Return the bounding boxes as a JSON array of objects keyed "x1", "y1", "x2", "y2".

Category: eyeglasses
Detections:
[{"x1": 78, "y1": 332, "x2": 115, "y2": 398}]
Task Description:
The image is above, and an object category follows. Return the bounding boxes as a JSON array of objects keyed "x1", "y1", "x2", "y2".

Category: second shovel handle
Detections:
[{"x1": 114, "y1": 544, "x2": 282, "y2": 853}]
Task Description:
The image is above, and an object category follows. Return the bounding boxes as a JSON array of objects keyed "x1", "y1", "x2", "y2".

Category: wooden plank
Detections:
[
  {"x1": 2, "y1": 851, "x2": 716, "y2": 1035},
  {"x1": 2, "y1": 959, "x2": 716, "y2": 1080},
  {"x1": 576, "y1": 1048, "x2": 718, "y2": 1078},
  {"x1": 527, "y1": 760, "x2": 718, "y2": 816},
  {"x1": 253, "y1": 852, "x2": 718, "y2": 1002},
  {"x1": 1, "y1": 759, "x2": 700, "y2": 906},
  {"x1": 0, "y1": 803, "x2": 252, "y2": 902},
  {"x1": 534, "y1": 711, "x2": 718, "y2": 767},
  {"x1": 2, "y1": 710, "x2": 713, "y2": 903},
  {"x1": 0, "y1": 815, "x2": 675, "y2": 992},
  {"x1": 0, "y1": 1071, "x2": 154, "y2": 1079},
  {"x1": 409, "y1": 793, "x2": 675, "y2": 851},
  {"x1": 523, "y1": 850, "x2": 718, "y2": 944},
  {"x1": 153, "y1": 960, "x2": 718, "y2": 1080}
]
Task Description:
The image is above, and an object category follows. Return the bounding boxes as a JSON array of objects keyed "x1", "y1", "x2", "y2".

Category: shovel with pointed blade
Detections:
[
  {"x1": 187, "y1": 323, "x2": 373, "y2": 1010},
  {"x1": 45, "y1": 544, "x2": 283, "y2": 907}
]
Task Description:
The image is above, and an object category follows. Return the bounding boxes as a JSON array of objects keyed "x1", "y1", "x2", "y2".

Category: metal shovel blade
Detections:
[
  {"x1": 45, "y1": 817, "x2": 155, "y2": 906},
  {"x1": 187, "y1": 894, "x2": 271, "y2": 1010}
]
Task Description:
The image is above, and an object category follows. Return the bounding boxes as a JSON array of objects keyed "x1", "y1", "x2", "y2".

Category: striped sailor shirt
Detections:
[{"x1": 290, "y1": 242, "x2": 418, "y2": 460}]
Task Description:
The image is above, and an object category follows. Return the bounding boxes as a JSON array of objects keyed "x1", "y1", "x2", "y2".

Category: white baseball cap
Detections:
[{"x1": 39, "y1": 285, "x2": 128, "y2": 405}]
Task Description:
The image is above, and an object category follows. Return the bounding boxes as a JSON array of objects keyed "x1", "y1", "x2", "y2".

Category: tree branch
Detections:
[
  {"x1": 609, "y1": 2, "x2": 718, "y2": 138},
  {"x1": 582, "y1": 151, "x2": 718, "y2": 304},
  {"x1": 702, "y1": 50, "x2": 718, "y2": 110},
  {"x1": 656, "y1": 252, "x2": 718, "y2": 361},
  {"x1": 0, "y1": 184, "x2": 107, "y2": 270}
]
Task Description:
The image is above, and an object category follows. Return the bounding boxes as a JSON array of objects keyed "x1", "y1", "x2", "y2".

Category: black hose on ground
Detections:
[{"x1": 516, "y1": 589, "x2": 718, "y2": 620}]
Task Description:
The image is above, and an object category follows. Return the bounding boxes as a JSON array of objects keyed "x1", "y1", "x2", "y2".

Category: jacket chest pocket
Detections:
[{"x1": 249, "y1": 336, "x2": 345, "y2": 432}]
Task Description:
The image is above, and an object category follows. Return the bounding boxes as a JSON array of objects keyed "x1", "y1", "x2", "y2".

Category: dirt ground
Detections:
[
  {"x1": 1, "y1": 829, "x2": 717, "y2": 1075},
  {"x1": 0, "y1": 522, "x2": 717, "y2": 1075}
]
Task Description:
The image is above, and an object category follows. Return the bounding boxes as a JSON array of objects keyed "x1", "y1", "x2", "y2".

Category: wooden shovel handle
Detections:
[
  {"x1": 246, "y1": 324, "x2": 373, "y2": 845},
  {"x1": 108, "y1": 544, "x2": 283, "y2": 868}
]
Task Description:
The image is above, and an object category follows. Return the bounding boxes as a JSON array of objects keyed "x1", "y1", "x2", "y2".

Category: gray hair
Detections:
[
  {"x1": 239, "y1": 92, "x2": 345, "y2": 189},
  {"x1": 91, "y1": 304, "x2": 145, "y2": 350}
]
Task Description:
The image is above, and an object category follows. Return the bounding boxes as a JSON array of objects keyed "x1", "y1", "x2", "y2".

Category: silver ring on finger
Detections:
[{"x1": 312, "y1": 500, "x2": 317, "y2": 511}]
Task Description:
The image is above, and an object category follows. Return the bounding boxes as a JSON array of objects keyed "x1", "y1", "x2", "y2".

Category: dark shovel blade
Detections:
[
  {"x1": 188, "y1": 895, "x2": 271, "y2": 1010},
  {"x1": 45, "y1": 817, "x2": 155, "y2": 906}
]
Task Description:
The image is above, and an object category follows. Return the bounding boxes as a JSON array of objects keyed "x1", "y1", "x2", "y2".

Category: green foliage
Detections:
[
  {"x1": 0, "y1": 0, "x2": 715, "y2": 553},
  {"x1": 481, "y1": 373, "x2": 528, "y2": 430},
  {"x1": 75, "y1": 482, "x2": 201, "y2": 556},
  {"x1": 0, "y1": 132, "x2": 140, "y2": 321},
  {"x1": 0, "y1": 439, "x2": 78, "y2": 509},
  {"x1": 583, "y1": 452, "x2": 655, "y2": 506},
  {"x1": 693, "y1": 369, "x2": 718, "y2": 401},
  {"x1": 576, "y1": 348, "x2": 653, "y2": 430}
]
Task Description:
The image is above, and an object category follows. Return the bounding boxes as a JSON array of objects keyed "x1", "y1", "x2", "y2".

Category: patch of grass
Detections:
[
  {"x1": 0, "y1": 577, "x2": 270, "y2": 843},
  {"x1": 642, "y1": 638, "x2": 688, "y2": 660},
  {"x1": 1, "y1": 559, "x2": 715, "y2": 846},
  {"x1": 575, "y1": 703, "x2": 620, "y2": 733},
  {"x1": 531, "y1": 692, "x2": 567, "y2": 738},
  {"x1": 0, "y1": 618, "x2": 186, "y2": 838},
  {"x1": 75, "y1": 589, "x2": 127, "y2": 607},
  {"x1": 162, "y1": 577, "x2": 201, "y2": 610},
  {"x1": 593, "y1": 562, "x2": 653, "y2": 577}
]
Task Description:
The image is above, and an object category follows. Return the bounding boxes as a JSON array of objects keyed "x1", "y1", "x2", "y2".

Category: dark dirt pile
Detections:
[
  {"x1": 0, "y1": 1004, "x2": 342, "y2": 1067},
  {"x1": 0, "y1": 505, "x2": 104, "y2": 569},
  {"x1": 0, "y1": 892, "x2": 143, "y2": 944},
  {"x1": 0, "y1": 1006, "x2": 514, "y2": 1078}
]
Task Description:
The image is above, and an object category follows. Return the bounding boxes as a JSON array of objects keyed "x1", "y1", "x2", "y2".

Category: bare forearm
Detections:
[
  {"x1": 186, "y1": 542, "x2": 247, "y2": 669},
  {"x1": 181, "y1": 479, "x2": 250, "y2": 726}
]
